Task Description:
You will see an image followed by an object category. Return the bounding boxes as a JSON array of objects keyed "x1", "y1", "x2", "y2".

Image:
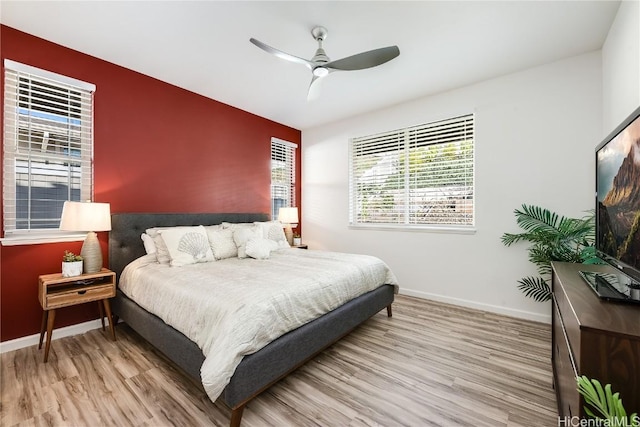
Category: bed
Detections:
[{"x1": 108, "y1": 212, "x2": 396, "y2": 427}]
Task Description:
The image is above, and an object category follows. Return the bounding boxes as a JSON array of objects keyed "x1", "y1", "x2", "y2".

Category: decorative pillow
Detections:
[
  {"x1": 232, "y1": 225, "x2": 262, "y2": 258},
  {"x1": 206, "y1": 227, "x2": 237, "y2": 260},
  {"x1": 158, "y1": 225, "x2": 215, "y2": 267},
  {"x1": 146, "y1": 227, "x2": 172, "y2": 264},
  {"x1": 245, "y1": 237, "x2": 279, "y2": 260},
  {"x1": 255, "y1": 221, "x2": 290, "y2": 248},
  {"x1": 141, "y1": 233, "x2": 156, "y2": 254}
]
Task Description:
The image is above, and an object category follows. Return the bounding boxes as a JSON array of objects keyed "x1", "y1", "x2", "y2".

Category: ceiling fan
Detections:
[{"x1": 250, "y1": 26, "x2": 400, "y2": 100}]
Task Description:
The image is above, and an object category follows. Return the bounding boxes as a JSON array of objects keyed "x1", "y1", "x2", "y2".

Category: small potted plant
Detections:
[
  {"x1": 62, "y1": 250, "x2": 83, "y2": 277},
  {"x1": 292, "y1": 232, "x2": 302, "y2": 246}
]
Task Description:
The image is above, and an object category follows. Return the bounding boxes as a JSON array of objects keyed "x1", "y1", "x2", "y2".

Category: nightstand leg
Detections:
[
  {"x1": 103, "y1": 299, "x2": 116, "y2": 341},
  {"x1": 43, "y1": 309, "x2": 56, "y2": 363},
  {"x1": 98, "y1": 302, "x2": 105, "y2": 331},
  {"x1": 38, "y1": 311, "x2": 48, "y2": 349}
]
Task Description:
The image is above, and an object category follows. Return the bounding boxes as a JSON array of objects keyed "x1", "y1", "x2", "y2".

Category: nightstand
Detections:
[
  {"x1": 38, "y1": 268, "x2": 116, "y2": 362},
  {"x1": 293, "y1": 244, "x2": 308, "y2": 249}
]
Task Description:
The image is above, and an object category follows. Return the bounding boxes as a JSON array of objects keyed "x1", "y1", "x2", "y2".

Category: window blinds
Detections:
[
  {"x1": 349, "y1": 114, "x2": 474, "y2": 228},
  {"x1": 271, "y1": 138, "x2": 297, "y2": 220},
  {"x1": 3, "y1": 60, "x2": 95, "y2": 234}
]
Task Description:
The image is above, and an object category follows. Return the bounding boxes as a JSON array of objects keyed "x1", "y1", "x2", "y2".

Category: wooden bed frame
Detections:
[{"x1": 108, "y1": 212, "x2": 395, "y2": 427}]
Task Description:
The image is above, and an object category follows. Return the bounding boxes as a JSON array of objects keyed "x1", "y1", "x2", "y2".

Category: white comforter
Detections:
[{"x1": 119, "y1": 248, "x2": 398, "y2": 403}]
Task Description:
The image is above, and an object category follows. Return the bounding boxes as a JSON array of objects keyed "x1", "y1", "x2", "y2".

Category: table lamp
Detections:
[
  {"x1": 278, "y1": 207, "x2": 299, "y2": 246},
  {"x1": 60, "y1": 201, "x2": 111, "y2": 274}
]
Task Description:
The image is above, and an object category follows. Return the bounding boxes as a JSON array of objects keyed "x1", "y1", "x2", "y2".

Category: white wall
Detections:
[
  {"x1": 602, "y1": 0, "x2": 640, "y2": 131},
  {"x1": 302, "y1": 52, "x2": 602, "y2": 323}
]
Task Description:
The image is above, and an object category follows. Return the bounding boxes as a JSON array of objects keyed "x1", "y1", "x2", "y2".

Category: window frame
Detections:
[
  {"x1": 348, "y1": 114, "x2": 475, "y2": 233},
  {"x1": 2, "y1": 60, "x2": 96, "y2": 245},
  {"x1": 270, "y1": 137, "x2": 297, "y2": 221}
]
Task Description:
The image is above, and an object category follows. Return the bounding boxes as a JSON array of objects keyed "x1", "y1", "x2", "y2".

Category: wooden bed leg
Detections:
[
  {"x1": 230, "y1": 405, "x2": 245, "y2": 427},
  {"x1": 386, "y1": 304, "x2": 393, "y2": 317}
]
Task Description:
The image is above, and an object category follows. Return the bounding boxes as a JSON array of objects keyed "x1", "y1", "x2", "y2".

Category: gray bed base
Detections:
[{"x1": 109, "y1": 213, "x2": 395, "y2": 427}]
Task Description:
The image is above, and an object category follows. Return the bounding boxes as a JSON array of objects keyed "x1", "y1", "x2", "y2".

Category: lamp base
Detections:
[
  {"x1": 81, "y1": 231, "x2": 103, "y2": 273},
  {"x1": 284, "y1": 224, "x2": 293, "y2": 246}
]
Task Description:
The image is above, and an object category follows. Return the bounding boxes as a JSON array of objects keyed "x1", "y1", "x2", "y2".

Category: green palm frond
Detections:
[
  {"x1": 516, "y1": 277, "x2": 551, "y2": 302},
  {"x1": 501, "y1": 231, "x2": 535, "y2": 246},
  {"x1": 502, "y1": 206, "x2": 590, "y2": 248},
  {"x1": 514, "y1": 204, "x2": 560, "y2": 231},
  {"x1": 528, "y1": 245, "x2": 554, "y2": 275},
  {"x1": 557, "y1": 218, "x2": 594, "y2": 242},
  {"x1": 577, "y1": 376, "x2": 637, "y2": 425}
]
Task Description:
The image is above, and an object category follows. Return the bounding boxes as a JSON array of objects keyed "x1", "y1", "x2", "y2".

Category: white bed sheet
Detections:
[{"x1": 119, "y1": 248, "x2": 398, "y2": 402}]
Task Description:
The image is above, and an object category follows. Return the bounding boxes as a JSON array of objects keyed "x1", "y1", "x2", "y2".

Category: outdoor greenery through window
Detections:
[
  {"x1": 271, "y1": 137, "x2": 297, "y2": 220},
  {"x1": 349, "y1": 114, "x2": 474, "y2": 229},
  {"x1": 3, "y1": 60, "x2": 95, "y2": 240}
]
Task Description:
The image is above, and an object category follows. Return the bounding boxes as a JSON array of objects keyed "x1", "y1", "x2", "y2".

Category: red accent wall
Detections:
[{"x1": 0, "y1": 25, "x2": 302, "y2": 342}]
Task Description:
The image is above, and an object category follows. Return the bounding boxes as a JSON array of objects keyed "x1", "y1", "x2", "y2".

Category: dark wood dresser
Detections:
[{"x1": 551, "y1": 261, "x2": 640, "y2": 418}]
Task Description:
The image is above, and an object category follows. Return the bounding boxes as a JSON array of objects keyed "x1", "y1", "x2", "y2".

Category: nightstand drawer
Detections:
[{"x1": 45, "y1": 284, "x2": 115, "y2": 309}]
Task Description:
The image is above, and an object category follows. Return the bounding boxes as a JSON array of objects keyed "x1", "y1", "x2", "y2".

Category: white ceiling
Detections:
[{"x1": 0, "y1": 1, "x2": 621, "y2": 130}]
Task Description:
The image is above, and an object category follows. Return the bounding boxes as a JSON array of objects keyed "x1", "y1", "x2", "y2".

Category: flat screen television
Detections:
[{"x1": 590, "y1": 105, "x2": 640, "y2": 303}]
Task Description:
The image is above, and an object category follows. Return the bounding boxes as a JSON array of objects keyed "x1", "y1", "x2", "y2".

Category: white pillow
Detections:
[
  {"x1": 233, "y1": 225, "x2": 262, "y2": 258},
  {"x1": 255, "y1": 221, "x2": 290, "y2": 248},
  {"x1": 159, "y1": 225, "x2": 215, "y2": 267},
  {"x1": 141, "y1": 233, "x2": 156, "y2": 254},
  {"x1": 206, "y1": 227, "x2": 237, "y2": 260},
  {"x1": 146, "y1": 226, "x2": 211, "y2": 264},
  {"x1": 245, "y1": 238, "x2": 279, "y2": 260},
  {"x1": 146, "y1": 227, "x2": 172, "y2": 264}
]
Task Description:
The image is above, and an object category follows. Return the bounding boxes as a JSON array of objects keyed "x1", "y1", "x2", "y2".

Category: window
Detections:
[
  {"x1": 271, "y1": 137, "x2": 297, "y2": 220},
  {"x1": 3, "y1": 60, "x2": 95, "y2": 242},
  {"x1": 349, "y1": 114, "x2": 474, "y2": 230}
]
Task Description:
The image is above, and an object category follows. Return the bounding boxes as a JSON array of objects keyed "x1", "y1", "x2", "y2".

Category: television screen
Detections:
[{"x1": 596, "y1": 105, "x2": 640, "y2": 285}]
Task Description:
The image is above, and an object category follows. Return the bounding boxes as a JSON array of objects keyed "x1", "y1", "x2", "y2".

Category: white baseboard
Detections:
[
  {"x1": 398, "y1": 288, "x2": 551, "y2": 324},
  {"x1": 0, "y1": 319, "x2": 103, "y2": 354}
]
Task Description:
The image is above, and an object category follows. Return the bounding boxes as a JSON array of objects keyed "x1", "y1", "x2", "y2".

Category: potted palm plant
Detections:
[
  {"x1": 62, "y1": 250, "x2": 83, "y2": 277},
  {"x1": 501, "y1": 204, "x2": 600, "y2": 302}
]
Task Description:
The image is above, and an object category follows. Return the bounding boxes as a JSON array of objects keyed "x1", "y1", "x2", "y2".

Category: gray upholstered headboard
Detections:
[{"x1": 109, "y1": 212, "x2": 270, "y2": 280}]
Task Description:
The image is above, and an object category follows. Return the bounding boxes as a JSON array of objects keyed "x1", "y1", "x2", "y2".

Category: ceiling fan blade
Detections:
[
  {"x1": 326, "y1": 46, "x2": 400, "y2": 71},
  {"x1": 250, "y1": 38, "x2": 313, "y2": 69},
  {"x1": 307, "y1": 75, "x2": 324, "y2": 101}
]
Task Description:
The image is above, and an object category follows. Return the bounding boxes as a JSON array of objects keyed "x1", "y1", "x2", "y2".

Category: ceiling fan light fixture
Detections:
[{"x1": 313, "y1": 66, "x2": 329, "y2": 77}]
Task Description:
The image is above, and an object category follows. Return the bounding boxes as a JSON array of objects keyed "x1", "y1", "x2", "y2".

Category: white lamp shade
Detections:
[
  {"x1": 59, "y1": 201, "x2": 111, "y2": 232},
  {"x1": 278, "y1": 207, "x2": 299, "y2": 225}
]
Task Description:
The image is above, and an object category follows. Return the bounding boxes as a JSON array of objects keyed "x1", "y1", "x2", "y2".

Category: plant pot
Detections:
[
  {"x1": 293, "y1": 237, "x2": 302, "y2": 246},
  {"x1": 62, "y1": 261, "x2": 83, "y2": 277}
]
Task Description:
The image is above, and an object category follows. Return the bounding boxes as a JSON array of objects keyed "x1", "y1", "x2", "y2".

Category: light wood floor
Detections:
[{"x1": 1, "y1": 295, "x2": 558, "y2": 426}]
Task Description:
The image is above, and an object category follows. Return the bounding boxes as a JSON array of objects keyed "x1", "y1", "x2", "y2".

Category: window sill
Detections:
[
  {"x1": 1, "y1": 232, "x2": 87, "y2": 246},
  {"x1": 348, "y1": 224, "x2": 476, "y2": 234}
]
